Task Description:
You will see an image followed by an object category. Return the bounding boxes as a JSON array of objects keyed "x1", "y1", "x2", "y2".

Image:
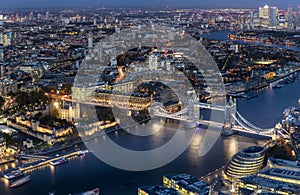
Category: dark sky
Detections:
[{"x1": 1, "y1": 0, "x2": 299, "y2": 9}]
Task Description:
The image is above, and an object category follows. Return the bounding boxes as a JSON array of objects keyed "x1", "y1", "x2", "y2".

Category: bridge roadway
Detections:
[
  {"x1": 154, "y1": 101, "x2": 277, "y2": 138},
  {"x1": 196, "y1": 103, "x2": 227, "y2": 111},
  {"x1": 153, "y1": 110, "x2": 274, "y2": 138},
  {"x1": 50, "y1": 92, "x2": 276, "y2": 138},
  {"x1": 200, "y1": 120, "x2": 274, "y2": 138}
]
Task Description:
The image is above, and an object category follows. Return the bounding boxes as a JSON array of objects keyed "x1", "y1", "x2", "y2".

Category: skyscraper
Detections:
[
  {"x1": 0, "y1": 14, "x2": 3, "y2": 29},
  {"x1": 278, "y1": 14, "x2": 287, "y2": 28},
  {"x1": 259, "y1": 5, "x2": 270, "y2": 27},
  {"x1": 269, "y1": 7, "x2": 278, "y2": 28},
  {"x1": 296, "y1": 6, "x2": 300, "y2": 30},
  {"x1": 249, "y1": 11, "x2": 254, "y2": 28},
  {"x1": 287, "y1": 5, "x2": 294, "y2": 30},
  {"x1": 259, "y1": 5, "x2": 269, "y2": 20},
  {"x1": 87, "y1": 32, "x2": 93, "y2": 51}
]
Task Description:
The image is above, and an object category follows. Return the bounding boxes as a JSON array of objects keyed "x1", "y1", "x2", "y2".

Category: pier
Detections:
[{"x1": 18, "y1": 150, "x2": 81, "y2": 172}]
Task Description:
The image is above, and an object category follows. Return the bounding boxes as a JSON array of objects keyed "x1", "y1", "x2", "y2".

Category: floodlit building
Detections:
[
  {"x1": 267, "y1": 158, "x2": 300, "y2": 172},
  {"x1": 59, "y1": 104, "x2": 76, "y2": 122},
  {"x1": 224, "y1": 146, "x2": 265, "y2": 180},
  {"x1": 258, "y1": 168, "x2": 300, "y2": 185},
  {"x1": 163, "y1": 173, "x2": 211, "y2": 195},
  {"x1": 259, "y1": 5, "x2": 270, "y2": 20},
  {"x1": 237, "y1": 175, "x2": 300, "y2": 194}
]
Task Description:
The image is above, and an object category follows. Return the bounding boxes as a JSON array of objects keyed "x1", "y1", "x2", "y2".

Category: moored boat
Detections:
[
  {"x1": 78, "y1": 150, "x2": 89, "y2": 157},
  {"x1": 50, "y1": 157, "x2": 67, "y2": 166},
  {"x1": 3, "y1": 169, "x2": 23, "y2": 180},
  {"x1": 9, "y1": 175, "x2": 31, "y2": 188},
  {"x1": 71, "y1": 187, "x2": 100, "y2": 195},
  {"x1": 273, "y1": 83, "x2": 284, "y2": 88}
]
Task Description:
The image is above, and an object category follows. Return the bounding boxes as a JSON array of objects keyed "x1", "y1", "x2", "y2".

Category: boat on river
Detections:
[
  {"x1": 9, "y1": 175, "x2": 31, "y2": 188},
  {"x1": 50, "y1": 157, "x2": 67, "y2": 166},
  {"x1": 69, "y1": 187, "x2": 100, "y2": 195},
  {"x1": 3, "y1": 169, "x2": 23, "y2": 180}
]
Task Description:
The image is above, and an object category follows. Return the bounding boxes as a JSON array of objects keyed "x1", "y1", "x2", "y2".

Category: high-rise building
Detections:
[
  {"x1": 259, "y1": 5, "x2": 269, "y2": 20},
  {"x1": 259, "y1": 5, "x2": 270, "y2": 27},
  {"x1": 287, "y1": 5, "x2": 294, "y2": 30},
  {"x1": 278, "y1": 13, "x2": 287, "y2": 28},
  {"x1": 296, "y1": 6, "x2": 300, "y2": 30},
  {"x1": 45, "y1": 11, "x2": 49, "y2": 19},
  {"x1": 87, "y1": 32, "x2": 93, "y2": 50},
  {"x1": 269, "y1": 7, "x2": 278, "y2": 28},
  {"x1": 249, "y1": 11, "x2": 254, "y2": 28},
  {"x1": 0, "y1": 14, "x2": 3, "y2": 29}
]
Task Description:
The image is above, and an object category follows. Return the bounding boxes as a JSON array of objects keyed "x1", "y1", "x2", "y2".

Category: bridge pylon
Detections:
[
  {"x1": 185, "y1": 91, "x2": 197, "y2": 128},
  {"x1": 222, "y1": 96, "x2": 236, "y2": 135}
]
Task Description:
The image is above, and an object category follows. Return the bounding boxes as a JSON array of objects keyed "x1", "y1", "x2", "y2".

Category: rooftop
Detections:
[
  {"x1": 139, "y1": 186, "x2": 180, "y2": 195},
  {"x1": 0, "y1": 125, "x2": 18, "y2": 135},
  {"x1": 239, "y1": 175, "x2": 300, "y2": 193},
  {"x1": 268, "y1": 158, "x2": 300, "y2": 170},
  {"x1": 260, "y1": 168, "x2": 300, "y2": 180},
  {"x1": 164, "y1": 173, "x2": 210, "y2": 194},
  {"x1": 242, "y1": 146, "x2": 265, "y2": 154}
]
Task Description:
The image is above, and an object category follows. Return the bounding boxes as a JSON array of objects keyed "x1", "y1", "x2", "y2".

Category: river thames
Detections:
[
  {"x1": 1, "y1": 31, "x2": 300, "y2": 194},
  {"x1": 0, "y1": 73, "x2": 298, "y2": 195}
]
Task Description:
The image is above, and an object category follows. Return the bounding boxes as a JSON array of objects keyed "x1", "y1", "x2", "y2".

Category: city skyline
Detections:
[
  {"x1": 0, "y1": 2, "x2": 300, "y2": 194},
  {"x1": 1, "y1": 0, "x2": 300, "y2": 9}
]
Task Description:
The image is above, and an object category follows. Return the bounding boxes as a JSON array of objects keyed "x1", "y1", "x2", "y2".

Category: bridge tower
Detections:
[
  {"x1": 185, "y1": 91, "x2": 197, "y2": 128},
  {"x1": 223, "y1": 96, "x2": 236, "y2": 135}
]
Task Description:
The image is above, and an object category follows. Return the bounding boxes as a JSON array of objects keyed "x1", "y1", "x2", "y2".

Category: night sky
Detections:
[{"x1": 1, "y1": 0, "x2": 299, "y2": 9}]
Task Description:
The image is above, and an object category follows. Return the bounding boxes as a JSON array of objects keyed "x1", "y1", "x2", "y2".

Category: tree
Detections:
[{"x1": 50, "y1": 107, "x2": 59, "y2": 119}]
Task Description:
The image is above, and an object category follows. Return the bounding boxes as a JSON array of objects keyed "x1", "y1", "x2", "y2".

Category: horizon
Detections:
[{"x1": 0, "y1": 0, "x2": 299, "y2": 9}]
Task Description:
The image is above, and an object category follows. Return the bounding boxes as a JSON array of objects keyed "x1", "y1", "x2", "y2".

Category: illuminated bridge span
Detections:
[
  {"x1": 195, "y1": 103, "x2": 227, "y2": 112},
  {"x1": 68, "y1": 88, "x2": 289, "y2": 139},
  {"x1": 152, "y1": 98, "x2": 290, "y2": 139},
  {"x1": 231, "y1": 111, "x2": 274, "y2": 137}
]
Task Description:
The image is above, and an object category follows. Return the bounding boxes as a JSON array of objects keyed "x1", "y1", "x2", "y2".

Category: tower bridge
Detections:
[
  {"x1": 151, "y1": 93, "x2": 290, "y2": 139},
  {"x1": 67, "y1": 89, "x2": 289, "y2": 139}
]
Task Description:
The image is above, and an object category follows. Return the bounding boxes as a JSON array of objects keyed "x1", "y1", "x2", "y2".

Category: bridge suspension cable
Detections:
[
  {"x1": 232, "y1": 111, "x2": 274, "y2": 135},
  {"x1": 235, "y1": 111, "x2": 274, "y2": 132}
]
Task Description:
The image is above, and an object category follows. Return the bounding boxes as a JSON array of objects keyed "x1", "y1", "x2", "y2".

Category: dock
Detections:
[{"x1": 18, "y1": 150, "x2": 81, "y2": 172}]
